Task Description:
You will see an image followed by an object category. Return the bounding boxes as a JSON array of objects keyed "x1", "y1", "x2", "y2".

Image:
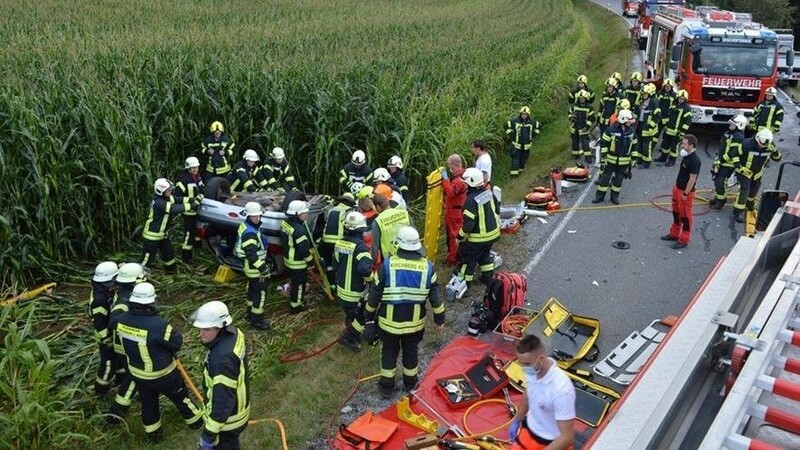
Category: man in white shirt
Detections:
[
  {"x1": 510, "y1": 335, "x2": 576, "y2": 450},
  {"x1": 472, "y1": 139, "x2": 492, "y2": 187}
]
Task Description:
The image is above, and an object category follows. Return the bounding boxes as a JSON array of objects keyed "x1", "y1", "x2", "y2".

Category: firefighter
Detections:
[
  {"x1": 506, "y1": 106, "x2": 541, "y2": 176},
  {"x1": 598, "y1": 77, "x2": 621, "y2": 134},
  {"x1": 569, "y1": 75, "x2": 595, "y2": 104},
  {"x1": 257, "y1": 147, "x2": 296, "y2": 192},
  {"x1": 280, "y1": 200, "x2": 313, "y2": 314},
  {"x1": 113, "y1": 283, "x2": 202, "y2": 443},
  {"x1": 228, "y1": 149, "x2": 260, "y2": 193},
  {"x1": 656, "y1": 89, "x2": 692, "y2": 167},
  {"x1": 202, "y1": 121, "x2": 235, "y2": 180},
  {"x1": 371, "y1": 194, "x2": 411, "y2": 262},
  {"x1": 193, "y1": 301, "x2": 250, "y2": 450},
  {"x1": 732, "y1": 129, "x2": 782, "y2": 223},
  {"x1": 89, "y1": 261, "x2": 119, "y2": 395},
  {"x1": 454, "y1": 167, "x2": 500, "y2": 284},
  {"x1": 658, "y1": 79, "x2": 677, "y2": 130},
  {"x1": 624, "y1": 72, "x2": 644, "y2": 116},
  {"x1": 335, "y1": 211, "x2": 374, "y2": 351},
  {"x1": 320, "y1": 193, "x2": 356, "y2": 286},
  {"x1": 175, "y1": 157, "x2": 205, "y2": 265},
  {"x1": 611, "y1": 72, "x2": 623, "y2": 87},
  {"x1": 441, "y1": 154, "x2": 467, "y2": 266},
  {"x1": 710, "y1": 115, "x2": 747, "y2": 210},
  {"x1": 373, "y1": 167, "x2": 406, "y2": 209},
  {"x1": 387, "y1": 156, "x2": 409, "y2": 201},
  {"x1": 472, "y1": 139, "x2": 493, "y2": 186},
  {"x1": 363, "y1": 226, "x2": 445, "y2": 398},
  {"x1": 593, "y1": 109, "x2": 637, "y2": 205},
  {"x1": 340, "y1": 150, "x2": 372, "y2": 192},
  {"x1": 569, "y1": 91, "x2": 596, "y2": 162},
  {"x1": 633, "y1": 83, "x2": 661, "y2": 168},
  {"x1": 141, "y1": 178, "x2": 198, "y2": 273},
  {"x1": 234, "y1": 202, "x2": 271, "y2": 330},
  {"x1": 750, "y1": 87, "x2": 783, "y2": 133}
]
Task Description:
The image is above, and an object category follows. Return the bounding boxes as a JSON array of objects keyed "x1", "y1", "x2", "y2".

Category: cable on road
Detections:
[{"x1": 550, "y1": 189, "x2": 726, "y2": 216}]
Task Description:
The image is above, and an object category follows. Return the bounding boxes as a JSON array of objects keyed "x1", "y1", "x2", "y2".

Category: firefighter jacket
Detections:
[
  {"x1": 569, "y1": 103, "x2": 596, "y2": 135},
  {"x1": 114, "y1": 307, "x2": 181, "y2": 381},
  {"x1": 321, "y1": 202, "x2": 351, "y2": 245},
  {"x1": 201, "y1": 327, "x2": 250, "y2": 443},
  {"x1": 624, "y1": 84, "x2": 643, "y2": 115},
  {"x1": 257, "y1": 157, "x2": 296, "y2": 191},
  {"x1": 142, "y1": 194, "x2": 194, "y2": 241},
  {"x1": 506, "y1": 115, "x2": 541, "y2": 150},
  {"x1": 442, "y1": 167, "x2": 467, "y2": 210},
  {"x1": 737, "y1": 137, "x2": 781, "y2": 181},
  {"x1": 365, "y1": 249, "x2": 445, "y2": 335},
  {"x1": 372, "y1": 207, "x2": 411, "y2": 260},
  {"x1": 600, "y1": 122, "x2": 637, "y2": 166},
  {"x1": 658, "y1": 89, "x2": 676, "y2": 126},
  {"x1": 227, "y1": 161, "x2": 258, "y2": 193},
  {"x1": 637, "y1": 97, "x2": 661, "y2": 138},
  {"x1": 234, "y1": 220, "x2": 268, "y2": 278},
  {"x1": 89, "y1": 281, "x2": 116, "y2": 344},
  {"x1": 665, "y1": 102, "x2": 692, "y2": 137},
  {"x1": 202, "y1": 134, "x2": 235, "y2": 176},
  {"x1": 111, "y1": 283, "x2": 134, "y2": 356},
  {"x1": 175, "y1": 171, "x2": 204, "y2": 217},
  {"x1": 569, "y1": 85, "x2": 595, "y2": 104},
  {"x1": 599, "y1": 90, "x2": 621, "y2": 125},
  {"x1": 751, "y1": 98, "x2": 784, "y2": 132},
  {"x1": 339, "y1": 162, "x2": 373, "y2": 190},
  {"x1": 280, "y1": 217, "x2": 312, "y2": 271},
  {"x1": 391, "y1": 169, "x2": 409, "y2": 201},
  {"x1": 717, "y1": 130, "x2": 744, "y2": 168},
  {"x1": 459, "y1": 187, "x2": 500, "y2": 244},
  {"x1": 334, "y1": 231, "x2": 374, "y2": 302}
]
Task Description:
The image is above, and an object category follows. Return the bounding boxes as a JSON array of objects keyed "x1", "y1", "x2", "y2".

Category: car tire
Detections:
[
  {"x1": 280, "y1": 189, "x2": 308, "y2": 213},
  {"x1": 205, "y1": 177, "x2": 231, "y2": 201}
]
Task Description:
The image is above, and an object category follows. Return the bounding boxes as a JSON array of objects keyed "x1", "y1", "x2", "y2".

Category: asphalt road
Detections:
[{"x1": 510, "y1": 0, "x2": 800, "y2": 387}]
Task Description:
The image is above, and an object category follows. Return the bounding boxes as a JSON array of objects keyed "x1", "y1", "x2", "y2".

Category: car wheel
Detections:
[
  {"x1": 280, "y1": 189, "x2": 308, "y2": 213},
  {"x1": 205, "y1": 177, "x2": 231, "y2": 201}
]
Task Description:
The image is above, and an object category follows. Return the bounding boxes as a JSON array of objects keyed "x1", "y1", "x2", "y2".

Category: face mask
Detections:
[
  {"x1": 522, "y1": 365, "x2": 539, "y2": 377},
  {"x1": 680, "y1": 149, "x2": 689, "y2": 157}
]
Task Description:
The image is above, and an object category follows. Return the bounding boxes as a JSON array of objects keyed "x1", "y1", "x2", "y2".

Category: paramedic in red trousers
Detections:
[
  {"x1": 509, "y1": 335, "x2": 576, "y2": 450},
  {"x1": 661, "y1": 134, "x2": 700, "y2": 249},
  {"x1": 441, "y1": 154, "x2": 467, "y2": 266}
]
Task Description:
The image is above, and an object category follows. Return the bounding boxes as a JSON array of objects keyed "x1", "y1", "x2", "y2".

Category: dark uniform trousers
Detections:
[
  {"x1": 319, "y1": 242, "x2": 336, "y2": 286},
  {"x1": 456, "y1": 241, "x2": 495, "y2": 283},
  {"x1": 135, "y1": 370, "x2": 202, "y2": 435},
  {"x1": 378, "y1": 328, "x2": 425, "y2": 389},
  {"x1": 287, "y1": 269, "x2": 308, "y2": 309},
  {"x1": 215, "y1": 424, "x2": 247, "y2": 450},
  {"x1": 142, "y1": 238, "x2": 177, "y2": 274},
  {"x1": 596, "y1": 164, "x2": 628, "y2": 198},
  {"x1": 181, "y1": 215, "x2": 199, "y2": 254},
  {"x1": 109, "y1": 371, "x2": 138, "y2": 419},
  {"x1": 246, "y1": 277, "x2": 267, "y2": 315},
  {"x1": 735, "y1": 174, "x2": 761, "y2": 211},
  {"x1": 713, "y1": 166, "x2": 736, "y2": 201}
]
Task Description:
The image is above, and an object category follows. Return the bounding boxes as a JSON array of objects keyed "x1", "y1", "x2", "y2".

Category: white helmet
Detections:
[
  {"x1": 730, "y1": 115, "x2": 748, "y2": 131},
  {"x1": 116, "y1": 263, "x2": 144, "y2": 284},
  {"x1": 387, "y1": 155, "x2": 404, "y2": 170},
  {"x1": 244, "y1": 201, "x2": 262, "y2": 217},
  {"x1": 130, "y1": 282, "x2": 156, "y2": 305},
  {"x1": 271, "y1": 147, "x2": 285, "y2": 160},
  {"x1": 154, "y1": 178, "x2": 173, "y2": 196},
  {"x1": 617, "y1": 109, "x2": 634, "y2": 123},
  {"x1": 184, "y1": 156, "x2": 200, "y2": 169},
  {"x1": 373, "y1": 167, "x2": 391, "y2": 182},
  {"x1": 396, "y1": 226, "x2": 422, "y2": 251},
  {"x1": 765, "y1": 87, "x2": 777, "y2": 96},
  {"x1": 350, "y1": 182, "x2": 364, "y2": 195},
  {"x1": 93, "y1": 261, "x2": 118, "y2": 282},
  {"x1": 243, "y1": 149, "x2": 260, "y2": 162},
  {"x1": 286, "y1": 200, "x2": 309, "y2": 216},
  {"x1": 193, "y1": 301, "x2": 232, "y2": 328},
  {"x1": 755, "y1": 129, "x2": 774, "y2": 146},
  {"x1": 344, "y1": 211, "x2": 367, "y2": 231},
  {"x1": 462, "y1": 167, "x2": 484, "y2": 188},
  {"x1": 352, "y1": 150, "x2": 366, "y2": 165}
]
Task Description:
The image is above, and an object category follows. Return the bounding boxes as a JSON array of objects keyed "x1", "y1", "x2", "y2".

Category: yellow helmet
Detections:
[
  {"x1": 618, "y1": 99, "x2": 631, "y2": 110},
  {"x1": 643, "y1": 83, "x2": 657, "y2": 95},
  {"x1": 210, "y1": 121, "x2": 224, "y2": 132},
  {"x1": 605, "y1": 77, "x2": 618, "y2": 87},
  {"x1": 577, "y1": 75, "x2": 588, "y2": 84},
  {"x1": 577, "y1": 89, "x2": 591, "y2": 100},
  {"x1": 630, "y1": 72, "x2": 643, "y2": 82},
  {"x1": 662, "y1": 79, "x2": 675, "y2": 88},
  {"x1": 519, "y1": 106, "x2": 531, "y2": 115},
  {"x1": 676, "y1": 89, "x2": 688, "y2": 100},
  {"x1": 612, "y1": 72, "x2": 623, "y2": 82}
]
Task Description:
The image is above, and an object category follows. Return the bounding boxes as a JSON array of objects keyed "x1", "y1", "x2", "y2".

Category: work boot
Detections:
[
  {"x1": 403, "y1": 376, "x2": 419, "y2": 393},
  {"x1": 665, "y1": 157, "x2": 676, "y2": 167},
  {"x1": 660, "y1": 234, "x2": 678, "y2": 241},
  {"x1": 164, "y1": 263, "x2": 177, "y2": 275},
  {"x1": 640, "y1": 161, "x2": 651, "y2": 169},
  {"x1": 145, "y1": 429, "x2": 164, "y2": 444},
  {"x1": 378, "y1": 380, "x2": 396, "y2": 400},
  {"x1": 289, "y1": 304, "x2": 309, "y2": 315},
  {"x1": 585, "y1": 155, "x2": 595, "y2": 164},
  {"x1": 95, "y1": 383, "x2": 111, "y2": 396},
  {"x1": 733, "y1": 210, "x2": 745, "y2": 223},
  {"x1": 655, "y1": 153, "x2": 668, "y2": 163},
  {"x1": 710, "y1": 199, "x2": 726, "y2": 210},
  {"x1": 338, "y1": 329, "x2": 361, "y2": 352},
  {"x1": 181, "y1": 250, "x2": 193, "y2": 265},
  {"x1": 248, "y1": 313, "x2": 271, "y2": 331},
  {"x1": 591, "y1": 192, "x2": 605, "y2": 204},
  {"x1": 610, "y1": 193, "x2": 620, "y2": 205}
]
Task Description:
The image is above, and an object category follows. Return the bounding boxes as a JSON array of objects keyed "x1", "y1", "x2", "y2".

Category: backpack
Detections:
[{"x1": 482, "y1": 273, "x2": 527, "y2": 329}]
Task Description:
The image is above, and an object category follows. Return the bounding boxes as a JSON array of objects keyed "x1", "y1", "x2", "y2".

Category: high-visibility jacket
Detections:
[
  {"x1": 234, "y1": 220, "x2": 268, "y2": 278},
  {"x1": 459, "y1": 187, "x2": 500, "y2": 243},
  {"x1": 334, "y1": 232, "x2": 374, "y2": 302},
  {"x1": 322, "y1": 202, "x2": 351, "y2": 245},
  {"x1": 751, "y1": 99, "x2": 784, "y2": 132},
  {"x1": 89, "y1": 281, "x2": 116, "y2": 344},
  {"x1": 624, "y1": 84, "x2": 643, "y2": 115},
  {"x1": 365, "y1": 251, "x2": 445, "y2": 335},
  {"x1": 569, "y1": 85, "x2": 595, "y2": 104},
  {"x1": 600, "y1": 122, "x2": 637, "y2": 166},
  {"x1": 599, "y1": 89, "x2": 621, "y2": 125},
  {"x1": 637, "y1": 97, "x2": 661, "y2": 137},
  {"x1": 202, "y1": 134, "x2": 235, "y2": 176},
  {"x1": 201, "y1": 327, "x2": 250, "y2": 442},
  {"x1": 280, "y1": 217, "x2": 312, "y2": 271},
  {"x1": 111, "y1": 283, "x2": 136, "y2": 356},
  {"x1": 227, "y1": 160, "x2": 258, "y2": 193},
  {"x1": 717, "y1": 130, "x2": 744, "y2": 168},
  {"x1": 175, "y1": 171, "x2": 205, "y2": 217},
  {"x1": 142, "y1": 194, "x2": 192, "y2": 241},
  {"x1": 339, "y1": 162, "x2": 373, "y2": 190},
  {"x1": 568, "y1": 103, "x2": 596, "y2": 135},
  {"x1": 506, "y1": 116, "x2": 541, "y2": 150},
  {"x1": 115, "y1": 308, "x2": 180, "y2": 381},
  {"x1": 257, "y1": 157, "x2": 296, "y2": 190},
  {"x1": 665, "y1": 101, "x2": 692, "y2": 137},
  {"x1": 390, "y1": 170, "x2": 409, "y2": 201},
  {"x1": 372, "y1": 207, "x2": 411, "y2": 260},
  {"x1": 737, "y1": 137, "x2": 781, "y2": 181},
  {"x1": 658, "y1": 89, "x2": 676, "y2": 126}
]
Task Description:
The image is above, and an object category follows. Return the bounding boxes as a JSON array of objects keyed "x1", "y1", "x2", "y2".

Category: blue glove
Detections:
[
  {"x1": 441, "y1": 168, "x2": 449, "y2": 180},
  {"x1": 198, "y1": 437, "x2": 214, "y2": 450},
  {"x1": 508, "y1": 419, "x2": 521, "y2": 441}
]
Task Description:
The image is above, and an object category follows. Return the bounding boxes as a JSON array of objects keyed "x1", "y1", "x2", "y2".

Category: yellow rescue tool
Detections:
[{"x1": 423, "y1": 167, "x2": 444, "y2": 262}]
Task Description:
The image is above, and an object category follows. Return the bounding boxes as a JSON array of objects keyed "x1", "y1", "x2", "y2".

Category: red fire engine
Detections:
[{"x1": 629, "y1": 0, "x2": 686, "y2": 50}]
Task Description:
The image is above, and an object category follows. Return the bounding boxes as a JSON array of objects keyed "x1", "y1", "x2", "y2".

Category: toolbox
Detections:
[
  {"x1": 435, "y1": 353, "x2": 510, "y2": 409},
  {"x1": 490, "y1": 306, "x2": 537, "y2": 354},
  {"x1": 523, "y1": 298, "x2": 600, "y2": 369}
]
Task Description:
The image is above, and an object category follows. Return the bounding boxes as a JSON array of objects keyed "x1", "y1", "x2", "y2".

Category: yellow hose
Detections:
[
  {"x1": 248, "y1": 418, "x2": 290, "y2": 450},
  {"x1": 450, "y1": 398, "x2": 516, "y2": 449}
]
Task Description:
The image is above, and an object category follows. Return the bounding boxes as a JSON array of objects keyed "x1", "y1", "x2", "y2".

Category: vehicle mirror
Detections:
[
  {"x1": 671, "y1": 43, "x2": 683, "y2": 61},
  {"x1": 787, "y1": 49, "x2": 795, "y2": 69}
]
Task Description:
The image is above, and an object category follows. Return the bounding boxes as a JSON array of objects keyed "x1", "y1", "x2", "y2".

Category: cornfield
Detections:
[{"x1": 0, "y1": 0, "x2": 590, "y2": 285}]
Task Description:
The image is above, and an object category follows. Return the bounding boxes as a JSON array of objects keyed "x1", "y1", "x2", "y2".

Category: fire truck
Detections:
[
  {"x1": 629, "y1": 0, "x2": 686, "y2": 50},
  {"x1": 644, "y1": 5, "x2": 781, "y2": 124},
  {"x1": 622, "y1": 0, "x2": 640, "y2": 18}
]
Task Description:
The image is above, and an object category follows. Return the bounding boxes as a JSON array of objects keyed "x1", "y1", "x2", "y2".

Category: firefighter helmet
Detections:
[
  {"x1": 243, "y1": 149, "x2": 260, "y2": 162},
  {"x1": 350, "y1": 182, "x2": 364, "y2": 196},
  {"x1": 286, "y1": 200, "x2": 309, "y2": 216},
  {"x1": 519, "y1": 106, "x2": 531, "y2": 115},
  {"x1": 577, "y1": 90, "x2": 590, "y2": 100},
  {"x1": 373, "y1": 167, "x2": 391, "y2": 182},
  {"x1": 730, "y1": 115, "x2": 748, "y2": 131},
  {"x1": 130, "y1": 282, "x2": 157, "y2": 305},
  {"x1": 755, "y1": 129, "x2": 774, "y2": 146},
  {"x1": 643, "y1": 83, "x2": 657, "y2": 96},
  {"x1": 462, "y1": 167, "x2": 484, "y2": 187},
  {"x1": 630, "y1": 72, "x2": 643, "y2": 82},
  {"x1": 676, "y1": 89, "x2": 688, "y2": 100},
  {"x1": 662, "y1": 79, "x2": 675, "y2": 88},
  {"x1": 605, "y1": 77, "x2": 618, "y2": 87},
  {"x1": 765, "y1": 87, "x2": 777, "y2": 96},
  {"x1": 271, "y1": 147, "x2": 285, "y2": 160},
  {"x1": 352, "y1": 150, "x2": 366, "y2": 165},
  {"x1": 387, "y1": 155, "x2": 404, "y2": 170},
  {"x1": 116, "y1": 263, "x2": 144, "y2": 284},
  {"x1": 395, "y1": 226, "x2": 422, "y2": 251},
  {"x1": 154, "y1": 178, "x2": 173, "y2": 196},
  {"x1": 612, "y1": 72, "x2": 623, "y2": 82},
  {"x1": 618, "y1": 99, "x2": 631, "y2": 110},
  {"x1": 344, "y1": 211, "x2": 368, "y2": 231},
  {"x1": 244, "y1": 202, "x2": 262, "y2": 217},
  {"x1": 357, "y1": 185, "x2": 374, "y2": 199},
  {"x1": 184, "y1": 156, "x2": 200, "y2": 169},
  {"x1": 210, "y1": 121, "x2": 224, "y2": 132},
  {"x1": 93, "y1": 261, "x2": 118, "y2": 283},
  {"x1": 193, "y1": 301, "x2": 232, "y2": 329},
  {"x1": 617, "y1": 109, "x2": 634, "y2": 124},
  {"x1": 577, "y1": 75, "x2": 588, "y2": 84}
]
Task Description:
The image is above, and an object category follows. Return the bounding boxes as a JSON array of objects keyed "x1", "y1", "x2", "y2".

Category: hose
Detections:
[
  {"x1": 248, "y1": 418, "x2": 290, "y2": 450},
  {"x1": 451, "y1": 398, "x2": 517, "y2": 447},
  {"x1": 500, "y1": 315, "x2": 529, "y2": 338},
  {"x1": 278, "y1": 319, "x2": 344, "y2": 363}
]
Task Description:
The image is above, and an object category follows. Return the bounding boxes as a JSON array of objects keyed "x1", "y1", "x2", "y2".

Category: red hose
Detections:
[{"x1": 278, "y1": 319, "x2": 343, "y2": 363}]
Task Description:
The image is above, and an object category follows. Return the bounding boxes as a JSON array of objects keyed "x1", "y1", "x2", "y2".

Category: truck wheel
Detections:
[{"x1": 205, "y1": 177, "x2": 231, "y2": 201}]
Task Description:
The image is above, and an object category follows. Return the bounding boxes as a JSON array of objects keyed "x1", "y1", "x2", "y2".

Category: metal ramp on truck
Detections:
[{"x1": 585, "y1": 199, "x2": 800, "y2": 449}]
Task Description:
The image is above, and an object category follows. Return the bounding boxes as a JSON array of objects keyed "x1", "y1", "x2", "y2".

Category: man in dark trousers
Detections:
[
  {"x1": 280, "y1": 200, "x2": 313, "y2": 314},
  {"x1": 593, "y1": 109, "x2": 637, "y2": 205},
  {"x1": 506, "y1": 106, "x2": 541, "y2": 176},
  {"x1": 234, "y1": 202, "x2": 271, "y2": 330},
  {"x1": 175, "y1": 156, "x2": 205, "y2": 264},
  {"x1": 334, "y1": 211, "x2": 374, "y2": 351},
  {"x1": 141, "y1": 178, "x2": 198, "y2": 273},
  {"x1": 662, "y1": 134, "x2": 701, "y2": 249},
  {"x1": 88, "y1": 261, "x2": 119, "y2": 395},
  {"x1": 202, "y1": 121, "x2": 235, "y2": 180}
]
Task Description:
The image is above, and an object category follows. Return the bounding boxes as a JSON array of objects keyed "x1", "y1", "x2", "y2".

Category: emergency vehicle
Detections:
[
  {"x1": 621, "y1": 0, "x2": 640, "y2": 18},
  {"x1": 629, "y1": 0, "x2": 686, "y2": 50},
  {"x1": 644, "y1": 5, "x2": 781, "y2": 124}
]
